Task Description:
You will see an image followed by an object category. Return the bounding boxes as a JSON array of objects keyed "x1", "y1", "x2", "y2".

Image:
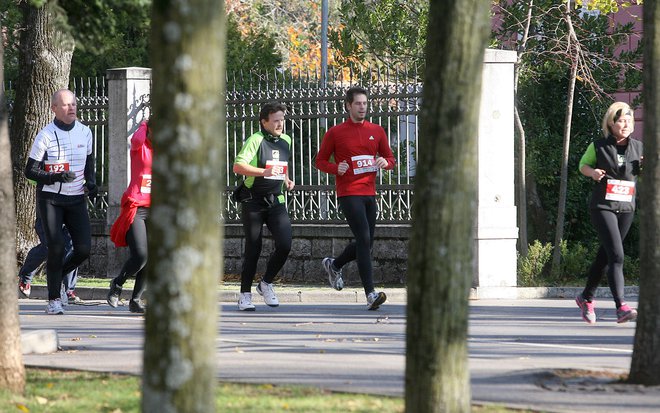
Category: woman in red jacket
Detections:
[{"x1": 107, "y1": 119, "x2": 152, "y2": 313}]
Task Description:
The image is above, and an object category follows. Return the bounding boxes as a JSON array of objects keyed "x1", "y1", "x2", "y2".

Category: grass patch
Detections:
[{"x1": 1, "y1": 369, "x2": 534, "y2": 413}]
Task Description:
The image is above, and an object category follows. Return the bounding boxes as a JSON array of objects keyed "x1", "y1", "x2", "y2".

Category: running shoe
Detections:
[
  {"x1": 67, "y1": 291, "x2": 83, "y2": 304},
  {"x1": 60, "y1": 283, "x2": 68, "y2": 306},
  {"x1": 322, "y1": 257, "x2": 344, "y2": 291},
  {"x1": 575, "y1": 295, "x2": 596, "y2": 324},
  {"x1": 256, "y1": 281, "x2": 279, "y2": 307},
  {"x1": 238, "y1": 292, "x2": 256, "y2": 311},
  {"x1": 107, "y1": 278, "x2": 122, "y2": 308},
  {"x1": 129, "y1": 299, "x2": 146, "y2": 314},
  {"x1": 366, "y1": 291, "x2": 387, "y2": 310},
  {"x1": 616, "y1": 303, "x2": 637, "y2": 323},
  {"x1": 46, "y1": 299, "x2": 64, "y2": 315},
  {"x1": 18, "y1": 281, "x2": 31, "y2": 298}
]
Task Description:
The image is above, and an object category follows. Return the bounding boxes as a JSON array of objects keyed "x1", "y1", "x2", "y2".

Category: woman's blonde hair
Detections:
[{"x1": 601, "y1": 102, "x2": 634, "y2": 138}]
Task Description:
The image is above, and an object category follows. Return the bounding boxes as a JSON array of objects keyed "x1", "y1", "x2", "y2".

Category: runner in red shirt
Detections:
[
  {"x1": 107, "y1": 119, "x2": 153, "y2": 313},
  {"x1": 315, "y1": 87, "x2": 395, "y2": 310}
]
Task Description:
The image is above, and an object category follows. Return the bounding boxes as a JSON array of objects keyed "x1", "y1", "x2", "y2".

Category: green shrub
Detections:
[
  {"x1": 517, "y1": 240, "x2": 553, "y2": 287},
  {"x1": 517, "y1": 240, "x2": 640, "y2": 287}
]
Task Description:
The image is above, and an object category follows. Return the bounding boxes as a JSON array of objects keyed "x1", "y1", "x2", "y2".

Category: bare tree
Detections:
[
  {"x1": 0, "y1": 27, "x2": 26, "y2": 394},
  {"x1": 9, "y1": 0, "x2": 74, "y2": 261},
  {"x1": 629, "y1": 0, "x2": 660, "y2": 386},
  {"x1": 551, "y1": 0, "x2": 581, "y2": 275},
  {"x1": 141, "y1": 1, "x2": 226, "y2": 412},
  {"x1": 404, "y1": 1, "x2": 489, "y2": 412}
]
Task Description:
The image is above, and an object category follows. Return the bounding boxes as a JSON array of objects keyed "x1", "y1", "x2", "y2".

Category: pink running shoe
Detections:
[
  {"x1": 575, "y1": 295, "x2": 596, "y2": 324},
  {"x1": 616, "y1": 303, "x2": 637, "y2": 323}
]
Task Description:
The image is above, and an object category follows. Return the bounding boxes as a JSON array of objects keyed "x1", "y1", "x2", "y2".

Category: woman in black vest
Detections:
[{"x1": 575, "y1": 102, "x2": 643, "y2": 324}]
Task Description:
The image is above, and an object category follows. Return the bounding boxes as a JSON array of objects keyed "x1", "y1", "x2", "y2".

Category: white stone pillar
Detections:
[
  {"x1": 475, "y1": 49, "x2": 519, "y2": 297},
  {"x1": 106, "y1": 67, "x2": 151, "y2": 277}
]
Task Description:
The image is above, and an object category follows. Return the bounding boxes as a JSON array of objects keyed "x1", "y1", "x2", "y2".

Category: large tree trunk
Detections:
[
  {"x1": 10, "y1": 0, "x2": 74, "y2": 263},
  {"x1": 404, "y1": 1, "x2": 488, "y2": 412},
  {"x1": 629, "y1": 0, "x2": 660, "y2": 386},
  {"x1": 142, "y1": 1, "x2": 225, "y2": 412},
  {"x1": 0, "y1": 29, "x2": 26, "y2": 395}
]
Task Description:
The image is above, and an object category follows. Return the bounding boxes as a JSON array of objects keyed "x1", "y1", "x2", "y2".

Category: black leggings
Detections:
[
  {"x1": 115, "y1": 207, "x2": 148, "y2": 300},
  {"x1": 39, "y1": 197, "x2": 91, "y2": 300},
  {"x1": 240, "y1": 200, "x2": 292, "y2": 292},
  {"x1": 334, "y1": 196, "x2": 377, "y2": 295},
  {"x1": 582, "y1": 209, "x2": 635, "y2": 308}
]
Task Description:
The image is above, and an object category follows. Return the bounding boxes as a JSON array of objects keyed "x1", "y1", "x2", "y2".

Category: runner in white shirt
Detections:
[{"x1": 24, "y1": 89, "x2": 97, "y2": 315}]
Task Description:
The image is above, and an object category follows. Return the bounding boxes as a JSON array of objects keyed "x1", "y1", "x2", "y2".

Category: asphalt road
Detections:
[{"x1": 18, "y1": 294, "x2": 660, "y2": 413}]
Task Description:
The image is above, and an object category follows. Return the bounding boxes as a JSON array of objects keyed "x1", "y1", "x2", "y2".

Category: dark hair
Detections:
[
  {"x1": 345, "y1": 86, "x2": 368, "y2": 105},
  {"x1": 259, "y1": 102, "x2": 288, "y2": 121}
]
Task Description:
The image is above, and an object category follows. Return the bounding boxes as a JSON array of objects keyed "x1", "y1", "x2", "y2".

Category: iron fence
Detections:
[{"x1": 5, "y1": 65, "x2": 421, "y2": 223}]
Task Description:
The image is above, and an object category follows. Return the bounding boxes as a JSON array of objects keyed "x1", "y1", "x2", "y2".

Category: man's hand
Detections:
[
  {"x1": 375, "y1": 157, "x2": 388, "y2": 169},
  {"x1": 86, "y1": 183, "x2": 99, "y2": 201},
  {"x1": 337, "y1": 160, "x2": 349, "y2": 176},
  {"x1": 285, "y1": 178, "x2": 295, "y2": 191},
  {"x1": 54, "y1": 170, "x2": 76, "y2": 183}
]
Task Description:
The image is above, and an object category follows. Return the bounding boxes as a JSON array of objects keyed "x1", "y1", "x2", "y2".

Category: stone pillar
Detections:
[
  {"x1": 105, "y1": 67, "x2": 151, "y2": 277},
  {"x1": 474, "y1": 49, "x2": 519, "y2": 297}
]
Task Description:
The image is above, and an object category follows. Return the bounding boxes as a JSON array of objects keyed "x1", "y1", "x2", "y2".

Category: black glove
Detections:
[
  {"x1": 53, "y1": 170, "x2": 76, "y2": 183},
  {"x1": 86, "y1": 183, "x2": 99, "y2": 201}
]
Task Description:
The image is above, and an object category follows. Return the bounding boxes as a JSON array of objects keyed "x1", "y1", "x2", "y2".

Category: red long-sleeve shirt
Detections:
[{"x1": 315, "y1": 119, "x2": 395, "y2": 197}]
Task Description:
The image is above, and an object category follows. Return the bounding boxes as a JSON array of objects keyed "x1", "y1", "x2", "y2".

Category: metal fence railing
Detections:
[{"x1": 5, "y1": 65, "x2": 421, "y2": 224}]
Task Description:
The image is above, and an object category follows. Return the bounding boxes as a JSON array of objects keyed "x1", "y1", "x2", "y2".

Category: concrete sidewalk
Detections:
[{"x1": 18, "y1": 288, "x2": 660, "y2": 413}]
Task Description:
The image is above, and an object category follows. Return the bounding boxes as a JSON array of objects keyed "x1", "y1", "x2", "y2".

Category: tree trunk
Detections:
[
  {"x1": 0, "y1": 28, "x2": 26, "y2": 396},
  {"x1": 551, "y1": 2, "x2": 579, "y2": 276},
  {"x1": 629, "y1": 0, "x2": 660, "y2": 386},
  {"x1": 514, "y1": 0, "x2": 534, "y2": 257},
  {"x1": 10, "y1": 0, "x2": 74, "y2": 264},
  {"x1": 404, "y1": 1, "x2": 488, "y2": 412},
  {"x1": 142, "y1": 1, "x2": 225, "y2": 412}
]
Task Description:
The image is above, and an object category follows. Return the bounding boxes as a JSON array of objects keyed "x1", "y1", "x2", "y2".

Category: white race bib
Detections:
[
  {"x1": 264, "y1": 160, "x2": 288, "y2": 180},
  {"x1": 351, "y1": 155, "x2": 378, "y2": 175},
  {"x1": 140, "y1": 174, "x2": 152, "y2": 194}
]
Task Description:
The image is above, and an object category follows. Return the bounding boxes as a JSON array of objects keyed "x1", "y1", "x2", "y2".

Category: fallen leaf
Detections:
[{"x1": 14, "y1": 403, "x2": 29, "y2": 412}]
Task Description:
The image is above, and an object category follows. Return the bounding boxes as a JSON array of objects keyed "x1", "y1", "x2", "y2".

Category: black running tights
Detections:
[
  {"x1": 334, "y1": 196, "x2": 377, "y2": 295},
  {"x1": 39, "y1": 197, "x2": 91, "y2": 300},
  {"x1": 240, "y1": 201, "x2": 292, "y2": 292},
  {"x1": 115, "y1": 207, "x2": 149, "y2": 300},
  {"x1": 581, "y1": 209, "x2": 634, "y2": 308}
]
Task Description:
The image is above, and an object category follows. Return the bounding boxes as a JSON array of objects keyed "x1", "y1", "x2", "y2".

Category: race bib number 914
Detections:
[{"x1": 351, "y1": 155, "x2": 378, "y2": 175}]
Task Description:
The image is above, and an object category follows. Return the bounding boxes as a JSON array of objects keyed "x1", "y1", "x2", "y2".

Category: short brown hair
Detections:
[{"x1": 259, "y1": 102, "x2": 287, "y2": 121}]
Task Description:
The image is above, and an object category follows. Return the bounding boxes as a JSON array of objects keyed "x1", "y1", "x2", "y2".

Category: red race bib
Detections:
[
  {"x1": 44, "y1": 160, "x2": 70, "y2": 173},
  {"x1": 605, "y1": 179, "x2": 635, "y2": 202}
]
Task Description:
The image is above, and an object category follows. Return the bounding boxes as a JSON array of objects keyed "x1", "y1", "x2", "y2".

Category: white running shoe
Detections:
[
  {"x1": 238, "y1": 292, "x2": 256, "y2": 311},
  {"x1": 366, "y1": 291, "x2": 387, "y2": 310},
  {"x1": 256, "y1": 281, "x2": 279, "y2": 307},
  {"x1": 322, "y1": 257, "x2": 344, "y2": 291},
  {"x1": 46, "y1": 299, "x2": 65, "y2": 315},
  {"x1": 60, "y1": 283, "x2": 68, "y2": 306}
]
